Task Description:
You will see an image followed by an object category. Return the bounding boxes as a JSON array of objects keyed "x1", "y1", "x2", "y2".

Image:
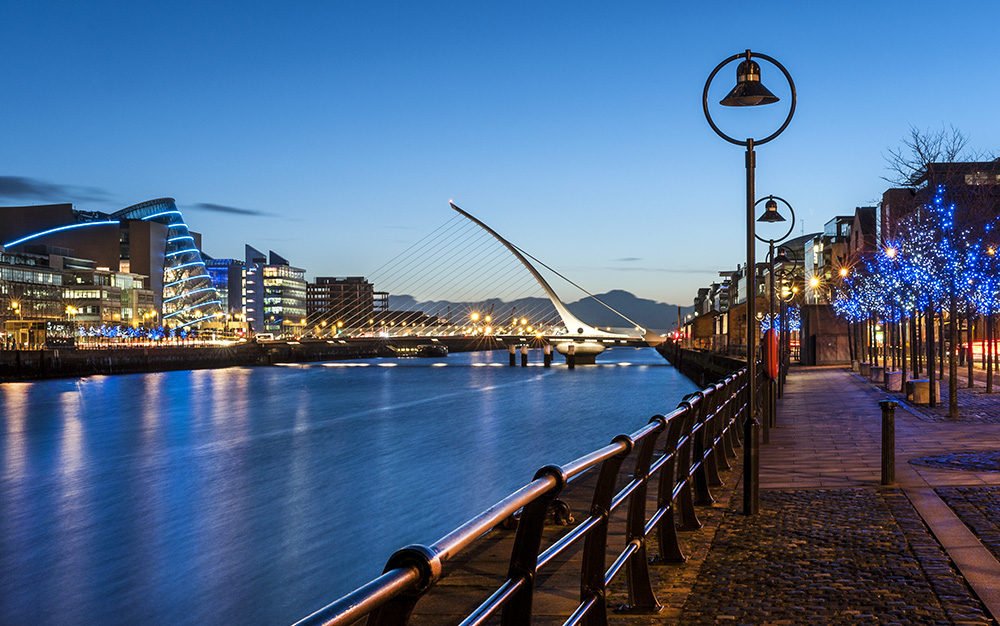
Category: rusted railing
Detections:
[{"x1": 293, "y1": 367, "x2": 750, "y2": 626}]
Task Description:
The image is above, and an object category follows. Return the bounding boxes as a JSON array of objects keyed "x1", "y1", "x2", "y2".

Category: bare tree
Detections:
[{"x1": 883, "y1": 125, "x2": 987, "y2": 187}]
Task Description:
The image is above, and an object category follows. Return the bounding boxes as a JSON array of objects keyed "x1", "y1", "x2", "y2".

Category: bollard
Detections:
[
  {"x1": 543, "y1": 343, "x2": 552, "y2": 368},
  {"x1": 520, "y1": 345, "x2": 528, "y2": 367},
  {"x1": 509, "y1": 344, "x2": 516, "y2": 367},
  {"x1": 879, "y1": 401, "x2": 896, "y2": 485},
  {"x1": 567, "y1": 343, "x2": 575, "y2": 369}
]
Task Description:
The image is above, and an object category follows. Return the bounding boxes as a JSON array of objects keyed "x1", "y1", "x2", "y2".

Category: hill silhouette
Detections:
[{"x1": 388, "y1": 289, "x2": 694, "y2": 332}]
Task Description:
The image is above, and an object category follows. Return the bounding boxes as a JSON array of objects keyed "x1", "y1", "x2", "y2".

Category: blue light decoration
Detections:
[
  {"x1": 113, "y1": 198, "x2": 223, "y2": 326},
  {"x1": 760, "y1": 306, "x2": 800, "y2": 333},
  {"x1": 834, "y1": 182, "x2": 1000, "y2": 344}
]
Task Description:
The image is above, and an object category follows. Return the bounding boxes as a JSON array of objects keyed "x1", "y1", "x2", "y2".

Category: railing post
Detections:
[
  {"x1": 674, "y1": 397, "x2": 702, "y2": 530},
  {"x1": 720, "y1": 376, "x2": 739, "y2": 462},
  {"x1": 689, "y1": 391, "x2": 715, "y2": 505},
  {"x1": 367, "y1": 545, "x2": 443, "y2": 626},
  {"x1": 653, "y1": 415, "x2": 687, "y2": 563},
  {"x1": 880, "y1": 401, "x2": 897, "y2": 486},
  {"x1": 580, "y1": 434, "x2": 632, "y2": 626},
  {"x1": 621, "y1": 417, "x2": 665, "y2": 614},
  {"x1": 701, "y1": 384, "x2": 725, "y2": 487},
  {"x1": 501, "y1": 465, "x2": 567, "y2": 626}
]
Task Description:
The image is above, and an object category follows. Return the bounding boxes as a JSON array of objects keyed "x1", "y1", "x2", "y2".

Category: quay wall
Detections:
[
  {"x1": 656, "y1": 342, "x2": 744, "y2": 387},
  {"x1": 0, "y1": 336, "x2": 503, "y2": 382}
]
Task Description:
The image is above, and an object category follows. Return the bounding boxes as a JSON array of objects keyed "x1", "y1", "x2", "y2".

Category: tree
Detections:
[
  {"x1": 884, "y1": 125, "x2": 986, "y2": 187},
  {"x1": 882, "y1": 127, "x2": 998, "y2": 416}
]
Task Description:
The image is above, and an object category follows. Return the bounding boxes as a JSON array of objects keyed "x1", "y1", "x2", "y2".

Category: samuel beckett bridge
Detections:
[{"x1": 297, "y1": 202, "x2": 665, "y2": 364}]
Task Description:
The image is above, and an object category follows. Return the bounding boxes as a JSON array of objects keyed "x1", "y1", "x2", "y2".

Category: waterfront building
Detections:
[
  {"x1": 882, "y1": 161, "x2": 1000, "y2": 243},
  {"x1": 306, "y1": 276, "x2": 386, "y2": 331},
  {"x1": 205, "y1": 258, "x2": 246, "y2": 315},
  {"x1": 0, "y1": 199, "x2": 222, "y2": 329},
  {"x1": 243, "y1": 245, "x2": 306, "y2": 338},
  {"x1": 60, "y1": 260, "x2": 155, "y2": 327},
  {"x1": 802, "y1": 217, "x2": 851, "y2": 305},
  {"x1": 1, "y1": 251, "x2": 64, "y2": 348}
]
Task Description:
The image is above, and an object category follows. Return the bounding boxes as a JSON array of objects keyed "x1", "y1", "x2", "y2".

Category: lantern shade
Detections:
[
  {"x1": 720, "y1": 59, "x2": 780, "y2": 107},
  {"x1": 757, "y1": 197, "x2": 786, "y2": 223}
]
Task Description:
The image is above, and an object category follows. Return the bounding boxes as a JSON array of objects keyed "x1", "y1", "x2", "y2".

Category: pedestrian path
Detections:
[
  {"x1": 408, "y1": 365, "x2": 1000, "y2": 625},
  {"x1": 671, "y1": 365, "x2": 1000, "y2": 624}
]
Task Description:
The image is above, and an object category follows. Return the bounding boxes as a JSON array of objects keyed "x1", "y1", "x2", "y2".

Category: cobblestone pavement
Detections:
[
  {"x1": 937, "y1": 487, "x2": 1000, "y2": 566},
  {"x1": 676, "y1": 489, "x2": 993, "y2": 625},
  {"x1": 854, "y1": 362, "x2": 1000, "y2": 423},
  {"x1": 913, "y1": 453, "x2": 1000, "y2": 472}
]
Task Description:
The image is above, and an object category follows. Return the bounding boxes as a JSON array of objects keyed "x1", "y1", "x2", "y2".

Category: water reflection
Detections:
[{"x1": 0, "y1": 348, "x2": 695, "y2": 626}]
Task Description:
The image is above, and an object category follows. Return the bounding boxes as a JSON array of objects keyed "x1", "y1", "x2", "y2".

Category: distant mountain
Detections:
[
  {"x1": 388, "y1": 290, "x2": 694, "y2": 332},
  {"x1": 566, "y1": 290, "x2": 693, "y2": 332}
]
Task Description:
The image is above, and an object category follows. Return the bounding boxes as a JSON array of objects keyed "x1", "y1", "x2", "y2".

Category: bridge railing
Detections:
[{"x1": 292, "y1": 367, "x2": 750, "y2": 626}]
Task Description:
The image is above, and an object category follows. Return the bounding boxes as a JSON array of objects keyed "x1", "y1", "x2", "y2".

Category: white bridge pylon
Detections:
[{"x1": 449, "y1": 202, "x2": 664, "y2": 361}]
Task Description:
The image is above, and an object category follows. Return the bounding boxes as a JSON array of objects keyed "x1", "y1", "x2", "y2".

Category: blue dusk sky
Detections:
[{"x1": 2, "y1": 1, "x2": 998, "y2": 306}]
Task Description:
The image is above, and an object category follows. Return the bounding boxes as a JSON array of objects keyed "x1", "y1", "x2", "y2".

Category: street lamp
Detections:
[
  {"x1": 704, "y1": 49, "x2": 796, "y2": 515},
  {"x1": 755, "y1": 195, "x2": 796, "y2": 444},
  {"x1": 774, "y1": 245, "x2": 801, "y2": 399}
]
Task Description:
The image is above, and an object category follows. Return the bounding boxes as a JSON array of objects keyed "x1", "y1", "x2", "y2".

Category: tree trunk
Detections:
[
  {"x1": 949, "y1": 289, "x2": 958, "y2": 418},
  {"x1": 939, "y1": 312, "x2": 945, "y2": 381},
  {"x1": 987, "y1": 312, "x2": 993, "y2": 394},
  {"x1": 927, "y1": 303, "x2": 936, "y2": 407},
  {"x1": 967, "y1": 305, "x2": 974, "y2": 388},
  {"x1": 901, "y1": 314, "x2": 908, "y2": 384},
  {"x1": 916, "y1": 311, "x2": 923, "y2": 375}
]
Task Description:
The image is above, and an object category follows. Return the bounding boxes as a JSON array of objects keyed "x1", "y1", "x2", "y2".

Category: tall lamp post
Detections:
[
  {"x1": 755, "y1": 196, "x2": 796, "y2": 444},
  {"x1": 774, "y1": 245, "x2": 801, "y2": 398},
  {"x1": 704, "y1": 49, "x2": 796, "y2": 515}
]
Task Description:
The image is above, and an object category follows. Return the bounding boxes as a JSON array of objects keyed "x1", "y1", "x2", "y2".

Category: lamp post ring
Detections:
[
  {"x1": 754, "y1": 195, "x2": 796, "y2": 244},
  {"x1": 702, "y1": 50, "x2": 797, "y2": 148}
]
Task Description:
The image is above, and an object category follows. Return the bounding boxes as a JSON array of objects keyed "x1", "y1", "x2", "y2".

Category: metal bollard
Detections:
[
  {"x1": 567, "y1": 343, "x2": 575, "y2": 369},
  {"x1": 520, "y1": 345, "x2": 528, "y2": 367},
  {"x1": 509, "y1": 344, "x2": 516, "y2": 366},
  {"x1": 879, "y1": 401, "x2": 896, "y2": 485}
]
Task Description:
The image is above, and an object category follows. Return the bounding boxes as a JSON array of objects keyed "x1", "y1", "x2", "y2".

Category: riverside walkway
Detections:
[
  {"x1": 391, "y1": 364, "x2": 1000, "y2": 625},
  {"x1": 639, "y1": 365, "x2": 1000, "y2": 625}
]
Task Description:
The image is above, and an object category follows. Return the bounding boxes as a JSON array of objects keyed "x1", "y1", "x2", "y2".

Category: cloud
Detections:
[
  {"x1": 613, "y1": 257, "x2": 643, "y2": 262},
  {"x1": 189, "y1": 202, "x2": 273, "y2": 217},
  {"x1": 602, "y1": 266, "x2": 720, "y2": 274},
  {"x1": 0, "y1": 176, "x2": 110, "y2": 203}
]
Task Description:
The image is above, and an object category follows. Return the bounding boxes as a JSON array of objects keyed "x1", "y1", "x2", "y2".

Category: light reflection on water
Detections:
[{"x1": 0, "y1": 348, "x2": 696, "y2": 626}]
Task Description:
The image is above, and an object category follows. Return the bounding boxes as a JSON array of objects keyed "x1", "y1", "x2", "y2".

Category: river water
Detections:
[{"x1": 0, "y1": 347, "x2": 696, "y2": 626}]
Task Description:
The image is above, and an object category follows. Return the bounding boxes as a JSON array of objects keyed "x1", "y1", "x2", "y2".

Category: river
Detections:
[{"x1": 0, "y1": 347, "x2": 696, "y2": 626}]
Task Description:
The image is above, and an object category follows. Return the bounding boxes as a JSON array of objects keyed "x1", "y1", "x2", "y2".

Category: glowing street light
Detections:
[{"x1": 704, "y1": 48, "x2": 796, "y2": 516}]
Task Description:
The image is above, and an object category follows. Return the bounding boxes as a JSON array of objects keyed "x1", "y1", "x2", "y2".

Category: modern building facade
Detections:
[
  {"x1": 1, "y1": 251, "x2": 64, "y2": 323},
  {"x1": 0, "y1": 199, "x2": 222, "y2": 329},
  {"x1": 206, "y1": 258, "x2": 246, "y2": 315},
  {"x1": 306, "y1": 276, "x2": 381, "y2": 330},
  {"x1": 244, "y1": 246, "x2": 306, "y2": 337}
]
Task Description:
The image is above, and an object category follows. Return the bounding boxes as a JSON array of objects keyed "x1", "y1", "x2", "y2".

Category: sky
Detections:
[{"x1": 2, "y1": 1, "x2": 999, "y2": 307}]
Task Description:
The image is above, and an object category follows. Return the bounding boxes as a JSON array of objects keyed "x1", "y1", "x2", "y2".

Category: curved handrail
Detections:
[{"x1": 292, "y1": 366, "x2": 753, "y2": 626}]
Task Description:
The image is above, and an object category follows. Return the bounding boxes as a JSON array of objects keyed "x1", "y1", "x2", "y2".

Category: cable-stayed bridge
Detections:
[{"x1": 301, "y1": 202, "x2": 665, "y2": 364}]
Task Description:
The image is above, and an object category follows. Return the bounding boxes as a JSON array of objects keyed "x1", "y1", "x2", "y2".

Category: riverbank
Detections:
[
  {"x1": 0, "y1": 336, "x2": 507, "y2": 381},
  {"x1": 655, "y1": 341, "x2": 744, "y2": 386}
]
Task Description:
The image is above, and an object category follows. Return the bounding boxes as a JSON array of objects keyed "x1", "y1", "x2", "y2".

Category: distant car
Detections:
[{"x1": 255, "y1": 333, "x2": 275, "y2": 342}]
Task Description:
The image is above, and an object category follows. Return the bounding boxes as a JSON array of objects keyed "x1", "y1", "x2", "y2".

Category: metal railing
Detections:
[{"x1": 293, "y1": 368, "x2": 750, "y2": 626}]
